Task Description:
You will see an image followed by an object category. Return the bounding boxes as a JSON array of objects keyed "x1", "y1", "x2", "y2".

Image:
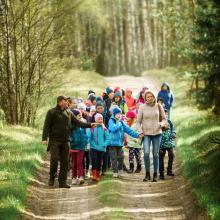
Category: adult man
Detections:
[{"x1": 42, "y1": 95, "x2": 96, "y2": 188}]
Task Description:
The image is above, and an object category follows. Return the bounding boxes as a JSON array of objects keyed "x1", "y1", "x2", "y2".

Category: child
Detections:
[
  {"x1": 125, "y1": 110, "x2": 142, "y2": 173},
  {"x1": 136, "y1": 87, "x2": 148, "y2": 113},
  {"x1": 88, "y1": 105, "x2": 96, "y2": 122},
  {"x1": 159, "y1": 109, "x2": 176, "y2": 180},
  {"x1": 78, "y1": 102, "x2": 90, "y2": 178},
  {"x1": 87, "y1": 113, "x2": 110, "y2": 181},
  {"x1": 112, "y1": 91, "x2": 128, "y2": 115},
  {"x1": 108, "y1": 106, "x2": 141, "y2": 178},
  {"x1": 70, "y1": 109, "x2": 88, "y2": 185},
  {"x1": 125, "y1": 88, "x2": 136, "y2": 111},
  {"x1": 157, "y1": 82, "x2": 174, "y2": 120}
]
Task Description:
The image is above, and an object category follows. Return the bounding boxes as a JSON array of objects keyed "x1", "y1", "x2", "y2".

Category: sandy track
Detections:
[{"x1": 20, "y1": 74, "x2": 207, "y2": 220}]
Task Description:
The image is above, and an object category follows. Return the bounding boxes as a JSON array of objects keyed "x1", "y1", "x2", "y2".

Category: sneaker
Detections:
[
  {"x1": 71, "y1": 178, "x2": 78, "y2": 185},
  {"x1": 85, "y1": 170, "x2": 90, "y2": 179},
  {"x1": 113, "y1": 172, "x2": 118, "y2": 178},
  {"x1": 118, "y1": 170, "x2": 123, "y2": 177},
  {"x1": 78, "y1": 177, "x2": 85, "y2": 185}
]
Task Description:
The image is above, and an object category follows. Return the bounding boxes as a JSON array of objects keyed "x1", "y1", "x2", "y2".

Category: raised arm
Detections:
[
  {"x1": 122, "y1": 121, "x2": 139, "y2": 139},
  {"x1": 71, "y1": 113, "x2": 91, "y2": 128}
]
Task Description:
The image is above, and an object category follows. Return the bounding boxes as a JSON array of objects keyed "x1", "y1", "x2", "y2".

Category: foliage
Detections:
[{"x1": 192, "y1": 0, "x2": 220, "y2": 113}]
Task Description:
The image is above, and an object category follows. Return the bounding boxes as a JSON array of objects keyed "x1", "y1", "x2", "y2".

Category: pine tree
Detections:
[{"x1": 193, "y1": 0, "x2": 220, "y2": 113}]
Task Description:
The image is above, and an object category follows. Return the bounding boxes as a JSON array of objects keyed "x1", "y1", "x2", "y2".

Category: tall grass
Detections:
[{"x1": 144, "y1": 67, "x2": 220, "y2": 220}]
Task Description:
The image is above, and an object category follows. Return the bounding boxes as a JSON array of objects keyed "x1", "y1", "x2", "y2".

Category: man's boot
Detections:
[
  {"x1": 48, "y1": 178, "x2": 55, "y2": 186},
  {"x1": 59, "y1": 181, "x2": 71, "y2": 188}
]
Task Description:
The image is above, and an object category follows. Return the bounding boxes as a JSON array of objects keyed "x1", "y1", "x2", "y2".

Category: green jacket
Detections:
[{"x1": 42, "y1": 105, "x2": 91, "y2": 142}]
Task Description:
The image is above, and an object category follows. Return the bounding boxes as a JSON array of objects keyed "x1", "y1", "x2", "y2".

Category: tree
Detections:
[{"x1": 193, "y1": 0, "x2": 220, "y2": 113}]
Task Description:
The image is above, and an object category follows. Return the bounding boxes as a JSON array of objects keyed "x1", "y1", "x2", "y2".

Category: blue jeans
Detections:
[{"x1": 143, "y1": 134, "x2": 162, "y2": 173}]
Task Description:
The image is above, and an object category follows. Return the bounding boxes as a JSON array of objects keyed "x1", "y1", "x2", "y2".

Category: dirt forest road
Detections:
[{"x1": 21, "y1": 75, "x2": 207, "y2": 220}]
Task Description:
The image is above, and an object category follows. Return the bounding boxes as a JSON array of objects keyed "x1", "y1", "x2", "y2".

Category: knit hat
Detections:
[
  {"x1": 114, "y1": 86, "x2": 121, "y2": 93},
  {"x1": 94, "y1": 113, "x2": 103, "y2": 121},
  {"x1": 88, "y1": 90, "x2": 95, "y2": 96},
  {"x1": 125, "y1": 88, "x2": 132, "y2": 94},
  {"x1": 90, "y1": 105, "x2": 96, "y2": 112},
  {"x1": 96, "y1": 102, "x2": 104, "y2": 108},
  {"x1": 126, "y1": 110, "x2": 136, "y2": 119},
  {"x1": 96, "y1": 96, "x2": 103, "y2": 103},
  {"x1": 72, "y1": 109, "x2": 81, "y2": 116},
  {"x1": 105, "y1": 87, "x2": 113, "y2": 95},
  {"x1": 114, "y1": 91, "x2": 122, "y2": 98},
  {"x1": 78, "y1": 102, "x2": 86, "y2": 111},
  {"x1": 88, "y1": 93, "x2": 96, "y2": 102},
  {"x1": 113, "y1": 106, "x2": 122, "y2": 116}
]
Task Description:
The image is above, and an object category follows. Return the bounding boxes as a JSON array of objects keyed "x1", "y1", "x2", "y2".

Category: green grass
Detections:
[
  {"x1": 0, "y1": 69, "x2": 107, "y2": 220},
  {"x1": 98, "y1": 176, "x2": 130, "y2": 219},
  {"x1": 144, "y1": 67, "x2": 220, "y2": 220},
  {"x1": 0, "y1": 126, "x2": 44, "y2": 220}
]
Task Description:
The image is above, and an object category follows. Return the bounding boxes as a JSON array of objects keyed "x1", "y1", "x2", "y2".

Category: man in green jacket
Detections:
[{"x1": 42, "y1": 95, "x2": 96, "y2": 188}]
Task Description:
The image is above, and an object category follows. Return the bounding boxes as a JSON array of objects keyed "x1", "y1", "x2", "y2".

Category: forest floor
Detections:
[{"x1": 20, "y1": 74, "x2": 208, "y2": 220}]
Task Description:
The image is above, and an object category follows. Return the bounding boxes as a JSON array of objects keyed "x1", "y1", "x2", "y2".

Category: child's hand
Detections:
[
  {"x1": 102, "y1": 123, "x2": 106, "y2": 129},
  {"x1": 139, "y1": 133, "x2": 144, "y2": 139}
]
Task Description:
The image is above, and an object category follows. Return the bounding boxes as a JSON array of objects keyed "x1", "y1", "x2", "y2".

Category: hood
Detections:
[
  {"x1": 125, "y1": 88, "x2": 132, "y2": 94},
  {"x1": 161, "y1": 82, "x2": 170, "y2": 91},
  {"x1": 144, "y1": 90, "x2": 156, "y2": 102},
  {"x1": 96, "y1": 96, "x2": 103, "y2": 103}
]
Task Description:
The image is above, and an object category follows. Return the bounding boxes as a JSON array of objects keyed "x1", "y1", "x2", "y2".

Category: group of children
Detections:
[{"x1": 67, "y1": 83, "x2": 175, "y2": 185}]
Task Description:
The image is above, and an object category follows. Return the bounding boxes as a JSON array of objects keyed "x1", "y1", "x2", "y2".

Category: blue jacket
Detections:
[
  {"x1": 157, "y1": 82, "x2": 174, "y2": 110},
  {"x1": 87, "y1": 125, "x2": 110, "y2": 152},
  {"x1": 160, "y1": 120, "x2": 176, "y2": 149},
  {"x1": 70, "y1": 127, "x2": 88, "y2": 151},
  {"x1": 108, "y1": 116, "x2": 139, "y2": 147}
]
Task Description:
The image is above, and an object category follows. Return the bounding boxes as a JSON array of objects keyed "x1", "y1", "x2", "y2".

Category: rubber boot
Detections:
[
  {"x1": 96, "y1": 171, "x2": 101, "y2": 181},
  {"x1": 135, "y1": 164, "x2": 142, "y2": 173},
  {"x1": 92, "y1": 170, "x2": 97, "y2": 181}
]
